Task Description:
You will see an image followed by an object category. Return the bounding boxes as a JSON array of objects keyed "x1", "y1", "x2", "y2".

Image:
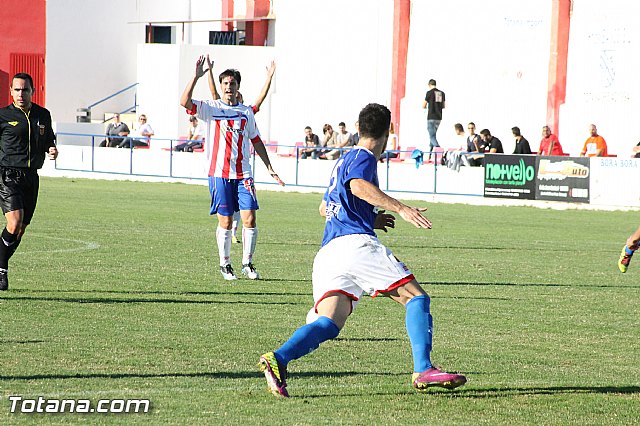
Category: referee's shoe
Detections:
[{"x1": 0, "y1": 269, "x2": 8, "y2": 291}]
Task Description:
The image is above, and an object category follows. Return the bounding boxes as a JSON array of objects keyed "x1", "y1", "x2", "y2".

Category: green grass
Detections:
[{"x1": 1, "y1": 177, "x2": 639, "y2": 425}]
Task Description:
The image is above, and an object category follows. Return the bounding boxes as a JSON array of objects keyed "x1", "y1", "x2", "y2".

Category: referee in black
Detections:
[{"x1": 0, "y1": 73, "x2": 58, "y2": 290}]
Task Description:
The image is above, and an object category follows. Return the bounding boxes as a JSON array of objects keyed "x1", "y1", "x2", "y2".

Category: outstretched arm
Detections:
[
  {"x1": 206, "y1": 54, "x2": 220, "y2": 100},
  {"x1": 252, "y1": 137, "x2": 285, "y2": 186},
  {"x1": 180, "y1": 55, "x2": 207, "y2": 110},
  {"x1": 253, "y1": 61, "x2": 276, "y2": 110},
  {"x1": 350, "y1": 178, "x2": 431, "y2": 229}
]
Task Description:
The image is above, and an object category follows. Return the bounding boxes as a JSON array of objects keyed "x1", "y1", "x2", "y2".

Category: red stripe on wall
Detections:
[
  {"x1": 547, "y1": 0, "x2": 571, "y2": 135},
  {"x1": 390, "y1": 0, "x2": 410, "y2": 140}
]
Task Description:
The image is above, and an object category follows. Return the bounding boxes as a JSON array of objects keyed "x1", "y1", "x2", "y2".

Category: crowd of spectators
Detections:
[{"x1": 300, "y1": 121, "x2": 359, "y2": 160}]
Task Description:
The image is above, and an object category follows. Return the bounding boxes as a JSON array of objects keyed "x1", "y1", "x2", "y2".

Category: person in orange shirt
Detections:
[{"x1": 580, "y1": 124, "x2": 607, "y2": 157}]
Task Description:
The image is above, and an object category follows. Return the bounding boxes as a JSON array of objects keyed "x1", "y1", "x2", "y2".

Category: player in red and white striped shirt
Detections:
[
  {"x1": 180, "y1": 55, "x2": 284, "y2": 281},
  {"x1": 206, "y1": 55, "x2": 276, "y2": 244}
]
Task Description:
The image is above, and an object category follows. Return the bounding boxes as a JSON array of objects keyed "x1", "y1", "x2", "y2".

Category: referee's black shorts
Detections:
[{"x1": 0, "y1": 168, "x2": 40, "y2": 225}]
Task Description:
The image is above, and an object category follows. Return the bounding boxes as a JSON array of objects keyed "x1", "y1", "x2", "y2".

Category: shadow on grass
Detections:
[
  {"x1": 434, "y1": 385, "x2": 640, "y2": 399},
  {"x1": 0, "y1": 370, "x2": 404, "y2": 382},
  {"x1": 10, "y1": 288, "x2": 311, "y2": 297},
  {"x1": 297, "y1": 385, "x2": 640, "y2": 399},
  {"x1": 422, "y1": 281, "x2": 640, "y2": 289},
  {"x1": 0, "y1": 295, "x2": 305, "y2": 306}
]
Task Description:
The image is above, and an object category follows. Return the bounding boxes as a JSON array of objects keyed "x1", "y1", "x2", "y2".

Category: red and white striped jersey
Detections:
[{"x1": 192, "y1": 99, "x2": 261, "y2": 179}]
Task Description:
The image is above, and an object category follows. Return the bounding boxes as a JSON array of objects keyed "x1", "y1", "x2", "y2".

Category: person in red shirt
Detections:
[{"x1": 538, "y1": 125, "x2": 564, "y2": 156}]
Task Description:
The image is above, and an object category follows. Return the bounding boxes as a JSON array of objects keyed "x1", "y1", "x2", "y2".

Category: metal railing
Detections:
[
  {"x1": 53, "y1": 133, "x2": 484, "y2": 197},
  {"x1": 80, "y1": 83, "x2": 139, "y2": 123}
]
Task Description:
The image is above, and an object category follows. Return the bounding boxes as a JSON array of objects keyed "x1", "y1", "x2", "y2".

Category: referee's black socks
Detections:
[{"x1": 0, "y1": 227, "x2": 18, "y2": 269}]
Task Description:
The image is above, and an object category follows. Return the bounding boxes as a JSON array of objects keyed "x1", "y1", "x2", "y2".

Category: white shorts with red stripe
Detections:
[{"x1": 311, "y1": 234, "x2": 415, "y2": 313}]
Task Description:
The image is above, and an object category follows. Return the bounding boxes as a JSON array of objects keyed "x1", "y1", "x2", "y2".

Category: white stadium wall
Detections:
[
  {"x1": 136, "y1": 43, "x2": 275, "y2": 140},
  {"x1": 560, "y1": 0, "x2": 640, "y2": 158},
  {"x1": 45, "y1": 0, "x2": 224, "y2": 123},
  {"x1": 269, "y1": 0, "x2": 394, "y2": 146},
  {"x1": 45, "y1": 0, "x2": 640, "y2": 164},
  {"x1": 46, "y1": 0, "x2": 142, "y2": 123},
  {"x1": 402, "y1": 0, "x2": 552, "y2": 154}
]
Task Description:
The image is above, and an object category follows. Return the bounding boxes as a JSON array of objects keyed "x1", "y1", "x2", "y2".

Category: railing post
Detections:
[
  {"x1": 91, "y1": 135, "x2": 95, "y2": 172},
  {"x1": 129, "y1": 140, "x2": 134, "y2": 175},
  {"x1": 169, "y1": 139, "x2": 174, "y2": 177},
  {"x1": 386, "y1": 153, "x2": 391, "y2": 191},
  {"x1": 295, "y1": 145, "x2": 300, "y2": 186},
  {"x1": 433, "y1": 156, "x2": 438, "y2": 193}
]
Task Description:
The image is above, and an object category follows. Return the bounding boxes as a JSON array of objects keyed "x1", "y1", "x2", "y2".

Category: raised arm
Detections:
[
  {"x1": 206, "y1": 54, "x2": 220, "y2": 100},
  {"x1": 180, "y1": 55, "x2": 207, "y2": 111},
  {"x1": 253, "y1": 61, "x2": 276, "y2": 110},
  {"x1": 349, "y1": 178, "x2": 431, "y2": 229}
]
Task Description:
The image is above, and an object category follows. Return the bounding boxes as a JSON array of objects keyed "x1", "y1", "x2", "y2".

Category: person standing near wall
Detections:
[
  {"x1": 422, "y1": 79, "x2": 445, "y2": 160},
  {"x1": 0, "y1": 73, "x2": 58, "y2": 290}
]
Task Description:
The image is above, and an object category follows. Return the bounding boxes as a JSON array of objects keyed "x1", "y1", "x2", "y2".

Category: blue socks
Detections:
[
  {"x1": 625, "y1": 246, "x2": 635, "y2": 256},
  {"x1": 274, "y1": 316, "x2": 340, "y2": 366},
  {"x1": 405, "y1": 295, "x2": 433, "y2": 372},
  {"x1": 274, "y1": 298, "x2": 433, "y2": 373}
]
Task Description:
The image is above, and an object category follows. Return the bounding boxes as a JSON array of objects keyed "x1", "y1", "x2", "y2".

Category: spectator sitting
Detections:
[
  {"x1": 118, "y1": 114, "x2": 154, "y2": 148},
  {"x1": 580, "y1": 124, "x2": 608, "y2": 157},
  {"x1": 380, "y1": 122, "x2": 399, "y2": 162},
  {"x1": 512, "y1": 126, "x2": 531, "y2": 154},
  {"x1": 351, "y1": 121, "x2": 360, "y2": 146},
  {"x1": 465, "y1": 122, "x2": 485, "y2": 167},
  {"x1": 538, "y1": 125, "x2": 564, "y2": 156},
  {"x1": 453, "y1": 123, "x2": 466, "y2": 150},
  {"x1": 634, "y1": 141, "x2": 640, "y2": 158},
  {"x1": 99, "y1": 113, "x2": 129, "y2": 147},
  {"x1": 480, "y1": 129, "x2": 504, "y2": 153},
  {"x1": 324, "y1": 121, "x2": 352, "y2": 159},
  {"x1": 318, "y1": 124, "x2": 338, "y2": 160},
  {"x1": 300, "y1": 126, "x2": 320, "y2": 159},
  {"x1": 175, "y1": 116, "x2": 205, "y2": 152}
]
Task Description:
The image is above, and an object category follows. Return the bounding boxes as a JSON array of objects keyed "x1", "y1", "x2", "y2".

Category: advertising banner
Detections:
[
  {"x1": 535, "y1": 157, "x2": 590, "y2": 203},
  {"x1": 483, "y1": 154, "x2": 537, "y2": 199}
]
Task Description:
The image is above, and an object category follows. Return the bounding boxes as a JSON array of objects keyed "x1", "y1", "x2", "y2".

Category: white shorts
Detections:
[{"x1": 311, "y1": 234, "x2": 414, "y2": 313}]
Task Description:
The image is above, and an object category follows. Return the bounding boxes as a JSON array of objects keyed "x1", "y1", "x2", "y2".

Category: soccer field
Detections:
[{"x1": 1, "y1": 177, "x2": 638, "y2": 425}]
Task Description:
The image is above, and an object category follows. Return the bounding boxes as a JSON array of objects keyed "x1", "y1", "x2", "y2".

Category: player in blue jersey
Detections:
[{"x1": 259, "y1": 103, "x2": 466, "y2": 397}]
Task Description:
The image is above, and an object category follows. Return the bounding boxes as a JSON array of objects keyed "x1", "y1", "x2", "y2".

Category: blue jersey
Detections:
[{"x1": 322, "y1": 147, "x2": 379, "y2": 247}]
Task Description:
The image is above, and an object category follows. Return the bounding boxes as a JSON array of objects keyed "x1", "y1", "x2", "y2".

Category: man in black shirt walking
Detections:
[
  {"x1": 0, "y1": 73, "x2": 58, "y2": 290},
  {"x1": 422, "y1": 79, "x2": 445, "y2": 161}
]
